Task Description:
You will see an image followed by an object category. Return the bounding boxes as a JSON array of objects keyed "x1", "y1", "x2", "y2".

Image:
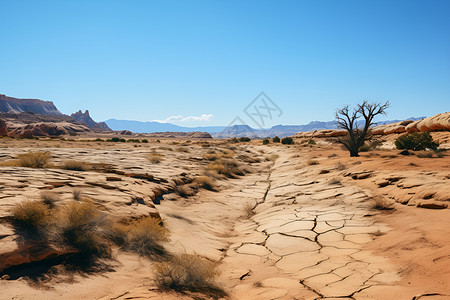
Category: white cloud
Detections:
[{"x1": 154, "y1": 114, "x2": 214, "y2": 123}]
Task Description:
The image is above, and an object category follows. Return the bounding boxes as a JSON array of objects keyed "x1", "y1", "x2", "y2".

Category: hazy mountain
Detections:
[{"x1": 105, "y1": 117, "x2": 425, "y2": 138}]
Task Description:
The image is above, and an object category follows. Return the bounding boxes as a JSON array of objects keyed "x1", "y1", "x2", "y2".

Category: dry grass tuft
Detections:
[
  {"x1": 16, "y1": 151, "x2": 51, "y2": 168},
  {"x1": 265, "y1": 154, "x2": 279, "y2": 162},
  {"x1": 335, "y1": 161, "x2": 347, "y2": 170},
  {"x1": 12, "y1": 200, "x2": 51, "y2": 232},
  {"x1": 206, "y1": 158, "x2": 245, "y2": 178},
  {"x1": 243, "y1": 202, "x2": 255, "y2": 219},
  {"x1": 307, "y1": 159, "x2": 319, "y2": 165},
  {"x1": 41, "y1": 191, "x2": 60, "y2": 208},
  {"x1": 110, "y1": 217, "x2": 168, "y2": 259},
  {"x1": 372, "y1": 195, "x2": 394, "y2": 210},
  {"x1": 56, "y1": 201, "x2": 111, "y2": 258},
  {"x1": 62, "y1": 160, "x2": 91, "y2": 171},
  {"x1": 147, "y1": 151, "x2": 164, "y2": 164},
  {"x1": 72, "y1": 189, "x2": 82, "y2": 200},
  {"x1": 194, "y1": 176, "x2": 216, "y2": 191},
  {"x1": 175, "y1": 146, "x2": 190, "y2": 153},
  {"x1": 174, "y1": 185, "x2": 196, "y2": 198},
  {"x1": 155, "y1": 253, "x2": 226, "y2": 298}
]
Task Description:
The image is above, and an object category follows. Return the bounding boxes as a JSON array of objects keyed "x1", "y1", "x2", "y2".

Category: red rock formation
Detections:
[{"x1": 0, "y1": 118, "x2": 8, "y2": 137}]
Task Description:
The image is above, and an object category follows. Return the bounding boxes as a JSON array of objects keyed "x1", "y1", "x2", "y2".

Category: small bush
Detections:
[
  {"x1": 372, "y1": 195, "x2": 394, "y2": 210},
  {"x1": 73, "y1": 189, "x2": 82, "y2": 200},
  {"x1": 62, "y1": 160, "x2": 91, "y2": 171},
  {"x1": 239, "y1": 137, "x2": 251, "y2": 142},
  {"x1": 206, "y1": 158, "x2": 245, "y2": 178},
  {"x1": 12, "y1": 200, "x2": 51, "y2": 231},
  {"x1": 155, "y1": 254, "x2": 226, "y2": 298},
  {"x1": 111, "y1": 217, "x2": 168, "y2": 259},
  {"x1": 147, "y1": 152, "x2": 163, "y2": 164},
  {"x1": 175, "y1": 146, "x2": 190, "y2": 153},
  {"x1": 16, "y1": 151, "x2": 51, "y2": 168},
  {"x1": 307, "y1": 159, "x2": 319, "y2": 165},
  {"x1": 272, "y1": 136, "x2": 280, "y2": 143},
  {"x1": 41, "y1": 191, "x2": 60, "y2": 208},
  {"x1": 262, "y1": 138, "x2": 270, "y2": 145},
  {"x1": 243, "y1": 202, "x2": 255, "y2": 219},
  {"x1": 308, "y1": 139, "x2": 316, "y2": 145},
  {"x1": 194, "y1": 176, "x2": 216, "y2": 190},
  {"x1": 395, "y1": 132, "x2": 438, "y2": 151},
  {"x1": 281, "y1": 137, "x2": 294, "y2": 145},
  {"x1": 95, "y1": 138, "x2": 104, "y2": 142},
  {"x1": 141, "y1": 139, "x2": 148, "y2": 143},
  {"x1": 174, "y1": 185, "x2": 195, "y2": 197},
  {"x1": 111, "y1": 137, "x2": 120, "y2": 142},
  {"x1": 57, "y1": 201, "x2": 111, "y2": 258}
]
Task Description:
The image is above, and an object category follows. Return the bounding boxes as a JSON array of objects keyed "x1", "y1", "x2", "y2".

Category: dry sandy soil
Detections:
[{"x1": 0, "y1": 137, "x2": 449, "y2": 300}]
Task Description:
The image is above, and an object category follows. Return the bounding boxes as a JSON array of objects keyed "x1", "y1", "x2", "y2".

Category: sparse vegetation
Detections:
[
  {"x1": 239, "y1": 137, "x2": 251, "y2": 142},
  {"x1": 41, "y1": 191, "x2": 60, "y2": 208},
  {"x1": 62, "y1": 160, "x2": 91, "y2": 171},
  {"x1": 155, "y1": 253, "x2": 226, "y2": 298},
  {"x1": 16, "y1": 151, "x2": 51, "y2": 168},
  {"x1": 265, "y1": 154, "x2": 279, "y2": 162},
  {"x1": 147, "y1": 151, "x2": 164, "y2": 164},
  {"x1": 206, "y1": 158, "x2": 245, "y2": 178},
  {"x1": 329, "y1": 177, "x2": 341, "y2": 185},
  {"x1": 72, "y1": 189, "x2": 82, "y2": 200},
  {"x1": 194, "y1": 176, "x2": 216, "y2": 190},
  {"x1": 243, "y1": 202, "x2": 255, "y2": 219},
  {"x1": 174, "y1": 184, "x2": 195, "y2": 197},
  {"x1": 308, "y1": 139, "x2": 316, "y2": 145},
  {"x1": 12, "y1": 200, "x2": 51, "y2": 232},
  {"x1": 111, "y1": 217, "x2": 168, "y2": 259},
  {"x1": 371, "y1": 195, "x2": 394, "y2": 210},
  {"x1": 281, "y1": 137, "x2": 294, "y2": 144},
  {"x1": 272, "y1": 136, "x2": 280, "y2": 143},
  {"x1": 57, "y1": 201, "x2": 111, "y2": 258},
  {"x1": 262, "y1": 138, "x2": 270, "y2": 145},
  {"x1": 395, "y1": 132, "x2": 439, "y2": 151}
]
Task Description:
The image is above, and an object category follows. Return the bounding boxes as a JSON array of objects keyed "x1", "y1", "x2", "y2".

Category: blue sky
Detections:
[{"x1": 1, "y1": 0, "x2": 449, "y2": 127}]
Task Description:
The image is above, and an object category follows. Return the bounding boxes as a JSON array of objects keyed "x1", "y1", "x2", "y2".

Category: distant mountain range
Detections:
[{"x1": 105, "y1": 117, "x2": 425, "y2": 138}]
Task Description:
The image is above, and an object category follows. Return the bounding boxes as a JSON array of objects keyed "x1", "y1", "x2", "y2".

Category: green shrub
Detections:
[
  {"x1": 239, "y1": 137, "x2": 251, "y2": 142},
  {"x1": 281, "y1": 137, "x2": 294, "y2": 145},
  {"x1": 141, "y1": 139, "x2": 148, "y2": 143},
  {"x1": 395, "y1": 132, "x2": 438, "y2": 151},
  {"x1": 308, "y1": 139, "x2": 316, "y2": 145},
  {"x1": 262, "y1": 138, "x2": 270, "y2": 145},
  {"x1": 272, "y1": 136, "x2": 280, "y2": 143},
  {"x1": 111, "y1": 137, "x2": 120, "y2": 142}
]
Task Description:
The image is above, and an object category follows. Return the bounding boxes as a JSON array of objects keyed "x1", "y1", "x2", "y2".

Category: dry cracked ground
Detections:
[{"x1": 0, "y1": 138, "x2": 449, "y2": 300}]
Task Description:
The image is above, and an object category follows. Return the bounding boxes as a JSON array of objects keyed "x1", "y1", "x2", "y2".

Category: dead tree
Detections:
[{"x1": 335, "y1": 101, "x2": 389, "y2": 157}]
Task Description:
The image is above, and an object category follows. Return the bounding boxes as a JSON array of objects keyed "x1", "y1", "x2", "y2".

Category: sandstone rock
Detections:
[
  {"x1": 0, "y1": 118, "x2": 8, "y2": 137},
  {"x1": 417, "y1": 201, "x2": 448, "y2": 209}
]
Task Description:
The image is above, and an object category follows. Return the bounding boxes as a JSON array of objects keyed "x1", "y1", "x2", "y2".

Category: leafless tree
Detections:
[{"x1": 335, "y1": 100, "x2": 389, "y2": 157}]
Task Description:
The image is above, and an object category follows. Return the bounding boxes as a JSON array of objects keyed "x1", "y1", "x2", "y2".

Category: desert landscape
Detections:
[
  {"x1": 1, "y1": 1, "x2": 449, "y2": 299},
  {"x1": 0, "y1": 108, "x2": 449, "y2": 299}
]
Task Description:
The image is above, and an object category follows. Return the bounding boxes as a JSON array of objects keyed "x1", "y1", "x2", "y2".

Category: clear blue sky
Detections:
[{"x1": 1, "y1": 0, "x2": 449, "y2": 127}]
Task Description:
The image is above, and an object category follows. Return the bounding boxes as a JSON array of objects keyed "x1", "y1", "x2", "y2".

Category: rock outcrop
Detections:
[
  {"x1": 294, "y1": 129, "x2": 346, "y2": 138},
  {"x1": 71, "y1": 110, "x2": 111, "y2": 131},
  {"x1": 0, "y1": 119, "x2": 8, "y2": 137},
  {"x1": 0, "y1": 94, "x2": 63, "y2": 116},
  {"x1": 145, "y1": 131, "x2": 213, "y2": 139},
  {"x1": 9, "y1": 122, "x2": 90, "y2": 138}
]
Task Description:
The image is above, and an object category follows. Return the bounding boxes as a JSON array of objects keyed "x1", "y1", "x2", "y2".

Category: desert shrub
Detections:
[
  {"x1": 12, "y1": 200, "x2": 51, "y2": 232},
  {"x1": 62, "y1": 160, "x2": 91, "y2": 171},
  {"x1": 95, "y1": 138, "x2": 104, "y2": 142},
  {"x1": 57, "y1": 201, "x2": 111, "y2": 258},
  {"x1": 120, "y1": 138, "x2": 126, "y2": 142},
  {"x1": 262, "y1": 138, "x2": 270, "y2": 145},
  {"x1": 230, "y1": 137, "x2": 239, "y2": 143},
  {"x1": 335, "y1": 161, "x2": 346, "y2": 170},
  {"x1": 359, "y1": 140, "x2": 383, "y2": 152},
  {"x1": 155, "y1": 253, "x2": 226, "y2": 298},
  {"x1": 206, "y1": 158, "x2": 244, "y2": 178},
  {"x1": 308, "y1": 139, "x2": 316, "y2": 145},
  {"x1": 239, "y1": 137, "x2": 251, "y2": 142},
  {"x1": 194, "y1": 176, "x2": 216, "y2": 190},
  {"x1": 41, "y1": 191, "x2": 60, "y2": 208},
  {"x1": 147, "y1": 152, "x2": 163, "y2": 164},
  {"x1": 174, "y1": 185, "x2": 195, "y2": 197},
  {"x1": 272, "y1": 136, "x2": 280, "y2": 143},
  {"x1": 111, "y1": 217, "x2": 168, "y2": 259},
  {"x1": 307, "y1": 159, "x2": 319, "y2": 165},
  {"x1": 141, "y1": 139, "x2": 148, "y2": 143},
  {"x1": 175, "y1": 146, "x2": 190, "y2": 153},
  {"x1": 372, "y1": 195, "x2": 393, "y2": 210},
  {"x1": 72, "y1": 189, "x2": 82, "y2": 200},
  {"x1": 127, "y1": 139, "x2": 141, "y2": 143},
  {"x1": 281, "y1": 137, "x2": 294, "y2": 145},
  {"x1": 243, "y1": 202, "x2": 255, "y2": 219},
  {"x1": 16, "y1": 151, "x2": 51, "y2": 168},
  {"x1": 395, "y1": 132, "x2": 438, "y2": 151},
  {"x1": 416, "y1": 151, "x2": 434, "y2": 158},
  {"x1": 111, "y1": 137, "x2": 120, "y2": 142}
]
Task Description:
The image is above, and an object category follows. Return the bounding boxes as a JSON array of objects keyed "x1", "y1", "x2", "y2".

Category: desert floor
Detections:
[{"x1": 0, "y1": 137, "x2": 449, "y2": 300}]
